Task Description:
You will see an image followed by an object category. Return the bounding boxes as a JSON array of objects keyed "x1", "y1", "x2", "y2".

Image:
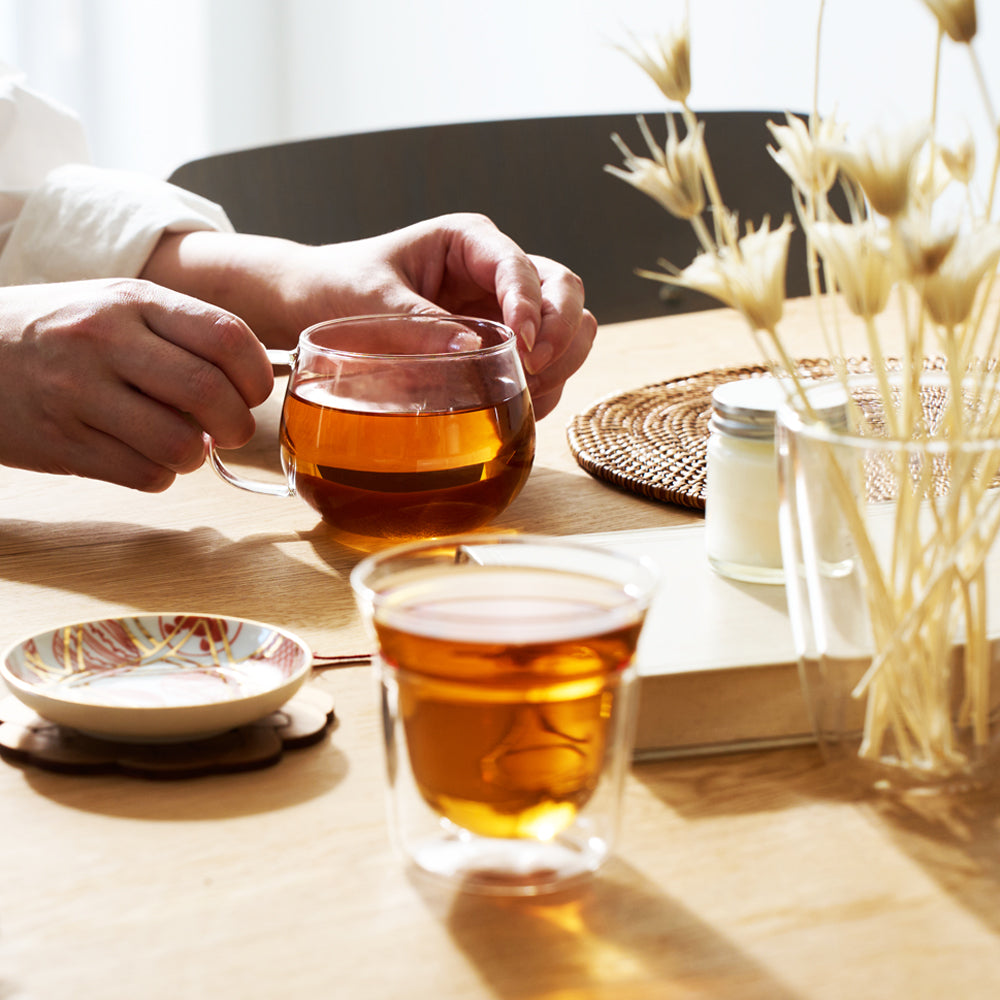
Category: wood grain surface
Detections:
[{"x1": 1, "y1": 299, "x2": 998, "y2": 999}]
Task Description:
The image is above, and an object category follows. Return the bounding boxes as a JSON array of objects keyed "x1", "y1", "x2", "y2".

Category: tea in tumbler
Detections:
[{"x1": 351, "y1": 534, "x2": 658, "y2": 895}]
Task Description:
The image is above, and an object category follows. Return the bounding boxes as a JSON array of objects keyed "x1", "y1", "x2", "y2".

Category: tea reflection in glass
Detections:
[{"x1": 351, "y1": 534, "x2": 658, "y2": 895}]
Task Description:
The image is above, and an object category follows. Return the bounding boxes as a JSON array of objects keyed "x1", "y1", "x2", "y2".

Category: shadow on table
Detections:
[
  {"x1": 0, "y1": 518, "x2": 355, "y2": 817},
  {"x1": 16, "y1": 731, "x2": 349, "y2": 820},
  {"x1": 862, "y1": 782, "x2": 1000, "y2": 942},
  {"x1": 297, "y1": 467, "x2": 680, "y2": 586},
  {"x1": 413, "y1": 858, "x2": 796, "y2": 999},
  {"x1": 634, "y1": 743, "x2": 1000, "y2": 947},
  {"x1": 494, "y1": 465, "x2": 681, "y2": 537},
  {"x1": 218, "y1": 396, "x2": 681, "y2": 539},
  {"x1": 296, "y1": 468, "x2": 677, "y2": 584},
  {"x1": 0, "y1": 517, "x2": 355, "y2": 635},
  {"x1": 630, "y1": 744, "x2": 855, "y2": 822}
]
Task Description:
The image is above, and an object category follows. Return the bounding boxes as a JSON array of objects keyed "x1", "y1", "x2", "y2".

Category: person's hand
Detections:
[
  {"x1": 0, "y1": 278, "x2": 273, "y2": 490},
  {"x1": 144, "y1": 214, "x2": 597, "y2": 420},
  {"x1": 293, "y1": 215, "x2": 598, "y2": 419}
]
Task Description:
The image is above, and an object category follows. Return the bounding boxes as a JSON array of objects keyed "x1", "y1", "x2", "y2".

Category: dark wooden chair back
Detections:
[{"x1": 169, "y1": 111, "x2": 807, "y2": 324}]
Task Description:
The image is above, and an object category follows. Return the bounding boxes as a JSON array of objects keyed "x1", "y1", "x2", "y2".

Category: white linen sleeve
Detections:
[
  {"x1": 0, "y1": 163, "x2": 234, "y2": 286},
  {"x1": 0, "y1": 62, "x2": 233, "y2": 287}
]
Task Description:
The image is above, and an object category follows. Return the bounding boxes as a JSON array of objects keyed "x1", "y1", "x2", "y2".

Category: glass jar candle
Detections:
[
  {"x1": 705, "y1": 378, "x2": 789, "y2": 584},
  {"x1": 705, "y1": 377, "x2": 846, "y2": 584}
]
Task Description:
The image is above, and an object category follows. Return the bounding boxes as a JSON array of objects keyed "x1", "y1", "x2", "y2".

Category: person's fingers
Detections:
[
  {"x1": 38, "y1": 284, "x2": 266, "y2": 474},
  {"x1": 524, "y1": 316, "x2": 594, "y2": 420},
  {"x1": 521, "y1": 255, "x2": 589, "y2": 375},
  {"x1": 402, "y1": 214, "x2": 545, "y2": 353},
  {"x1": 133, "y1": 287, "x2": 274, "y2": 408},
  {"x1": 33, "y1": 413, "x2": 182, "y2": 492},
  {"x1": 527, "y1": 310, "x2": 596, "y2": 399},
  {"x1": 78, "y1": 282, "x2": 274, "y2": 450},
  {"x1": 75, "y1": 374, "x2": 213, "y2": 472},
  {"x1": 281, "y1": 218, "x2": 597, "y2": 425},
  {"x1": 385, "y1": 230, "x2": 596, "y2": 421},
  {"x1": 528, "y1": 384, "x2": 564, "y2": 422},
  {"x1": 0, "y1": 278, "x2": 276, "y2": 489},
  {"x1": 489, "y1": 249, "x2": 544, "y2": 352},
  {"x1": 112, "y1": 332, "x2": 261, "y2": 450}
]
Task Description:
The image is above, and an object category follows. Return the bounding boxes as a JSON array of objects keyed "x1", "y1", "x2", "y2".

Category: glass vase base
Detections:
[{"x1": 816, "y1": 735, "x2": 1000, "y2": 798}]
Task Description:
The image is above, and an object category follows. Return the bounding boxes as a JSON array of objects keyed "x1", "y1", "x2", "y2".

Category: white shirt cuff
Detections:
[{"x1": 0, "y1": 163, "x2": 234, "y2": 285}]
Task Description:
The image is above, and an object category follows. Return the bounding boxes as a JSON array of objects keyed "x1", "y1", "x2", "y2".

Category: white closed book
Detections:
[{"x1": 579, "y1": 525, "x2": 812, "y2": 759}]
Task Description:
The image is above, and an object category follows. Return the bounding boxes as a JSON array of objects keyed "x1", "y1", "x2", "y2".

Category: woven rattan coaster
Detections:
[{"x1": 566, "y1": 358, "x2": 899, "y2": 511}]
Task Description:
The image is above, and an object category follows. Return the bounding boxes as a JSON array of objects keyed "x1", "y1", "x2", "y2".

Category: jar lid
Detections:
[
  {"x1": 710, "y1": 377, "x2": 847, "y2": 439},
  {"x1": 710, "y1": 378, "x2": 786, "y2": 439}
]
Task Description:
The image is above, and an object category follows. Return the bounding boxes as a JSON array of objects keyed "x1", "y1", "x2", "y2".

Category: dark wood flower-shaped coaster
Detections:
[{"x1": 0, "y1": 683, "x2": 335, "y2": 780}]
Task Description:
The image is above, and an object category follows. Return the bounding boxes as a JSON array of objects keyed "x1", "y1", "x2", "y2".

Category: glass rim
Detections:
[
  {"x1": 299, "y1": 313, "x2": 517, "y2": 362},
  {"x1": 777, "y1": 369, "x2": 1000, "y2": 456},
  {"x1": 349, "y1": 531, "x2": 660, "y2": 610}
]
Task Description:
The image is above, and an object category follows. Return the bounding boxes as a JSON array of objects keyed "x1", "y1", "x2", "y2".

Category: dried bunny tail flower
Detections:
[
  {"x1": 767, "y1": 111, "x2": 845, "y2": 197},
  {"x1": 824, "y1": 122, "x2": 928, "y2": 219},
  {"x1": 895, "y1": 214, "x2": 958, "y2": 278},
  {"x1": 922, "y1": 224, "x2": 1000, "y2": 326},
  {"x1": 640, "y1": 216, "x2": 793, "y2": 332},
  {"x1": 615, "y1": 22, "x2": 691, "y2": 105},
  {"x1": 920, "y1": 0, "x2": 977, "y2": 44},
  {"x1": 806, "y1": 219, "x2": 897, "y2": 318},
  {"x1": 912, "y1": 134, "x2": 976, "y2": 205},
  {"x1": 939, "y1": 135, "x2": 976, "y2": 185},
  {"x1": 605, "y1": 115, "x2": 706, "y2": 220}
]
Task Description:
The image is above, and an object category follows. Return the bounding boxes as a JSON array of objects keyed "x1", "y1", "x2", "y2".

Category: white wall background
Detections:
[{"x1": 0, "y1": 0, "x2": 995, "y2": 192}]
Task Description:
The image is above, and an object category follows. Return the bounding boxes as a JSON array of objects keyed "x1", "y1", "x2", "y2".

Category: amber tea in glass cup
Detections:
[
  {"x1": 350, "y1": 533, "x2": 658, "y2": 895},
  {"x1": 209, "y1": 314, "x2": 535, "y2": 549}
]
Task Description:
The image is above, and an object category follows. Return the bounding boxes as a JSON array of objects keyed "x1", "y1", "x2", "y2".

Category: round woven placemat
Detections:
[{"x1": 566, "y1": 358, "x2": 889, "y2": 511}]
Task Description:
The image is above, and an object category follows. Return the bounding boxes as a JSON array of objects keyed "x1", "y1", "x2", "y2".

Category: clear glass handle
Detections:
[{"x1": 207, "y1": 347, "x2": 297, "y2": 497}]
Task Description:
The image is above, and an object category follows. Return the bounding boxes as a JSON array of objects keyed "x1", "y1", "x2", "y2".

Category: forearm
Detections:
[{"x1": 140, "y1": 230, "x2": 312, "y2": 349}]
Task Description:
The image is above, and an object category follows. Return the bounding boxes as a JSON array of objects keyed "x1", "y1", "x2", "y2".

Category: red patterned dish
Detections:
[{"x1": 0, "y1": 614, "x2": 312, "y2": 743}]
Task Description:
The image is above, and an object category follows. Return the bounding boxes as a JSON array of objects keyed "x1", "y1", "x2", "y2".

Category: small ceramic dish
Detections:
[{"x1": 0, "y1": 613, "x2": 313, "y2": 743}]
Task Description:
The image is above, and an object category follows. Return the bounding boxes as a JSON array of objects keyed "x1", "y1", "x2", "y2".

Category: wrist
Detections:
[{"x1": 141, "y1": 230, "x2": 306, "y2": 348}]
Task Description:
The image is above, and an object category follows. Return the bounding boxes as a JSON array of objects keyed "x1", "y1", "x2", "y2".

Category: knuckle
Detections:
[
  {"x1": 26, "y1": 278, "x2": 150, "y2": 350},
  {"x1": 445, "y1": 210, "x2": 495, "y2": 233},
  {"x1": 465, "y1": 211, "x2": 495, "y2": 229},
  {"x1": 552, "y1": 266, "x2": 585, "y2": 299},
  {"x1": 182, "y1": 360, "x2": 230, "y2": 407},
  {"x1": 209, "y1": 311, "x2": 254, "y2": 356},
  {"x1": 100, "y1": 276, "x2": 153, "y2": 305},
  {"x1": 567, "y1": 269, "x2": 585, "y2": 295}
]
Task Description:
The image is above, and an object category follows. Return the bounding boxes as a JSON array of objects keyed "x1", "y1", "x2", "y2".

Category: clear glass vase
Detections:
[{"x1": 777, "y1": 371, "x2": 1000, "y2": 793}]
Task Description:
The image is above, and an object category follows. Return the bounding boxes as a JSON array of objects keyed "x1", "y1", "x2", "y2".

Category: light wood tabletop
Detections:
[{"x1": 2, "y1": 297, "x2": 999, "y2": 1000}]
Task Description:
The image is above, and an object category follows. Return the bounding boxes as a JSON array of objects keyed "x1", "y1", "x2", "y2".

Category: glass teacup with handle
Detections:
[{"x1": 210, "y1": 313, "x2": 535, "y2": 550}]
